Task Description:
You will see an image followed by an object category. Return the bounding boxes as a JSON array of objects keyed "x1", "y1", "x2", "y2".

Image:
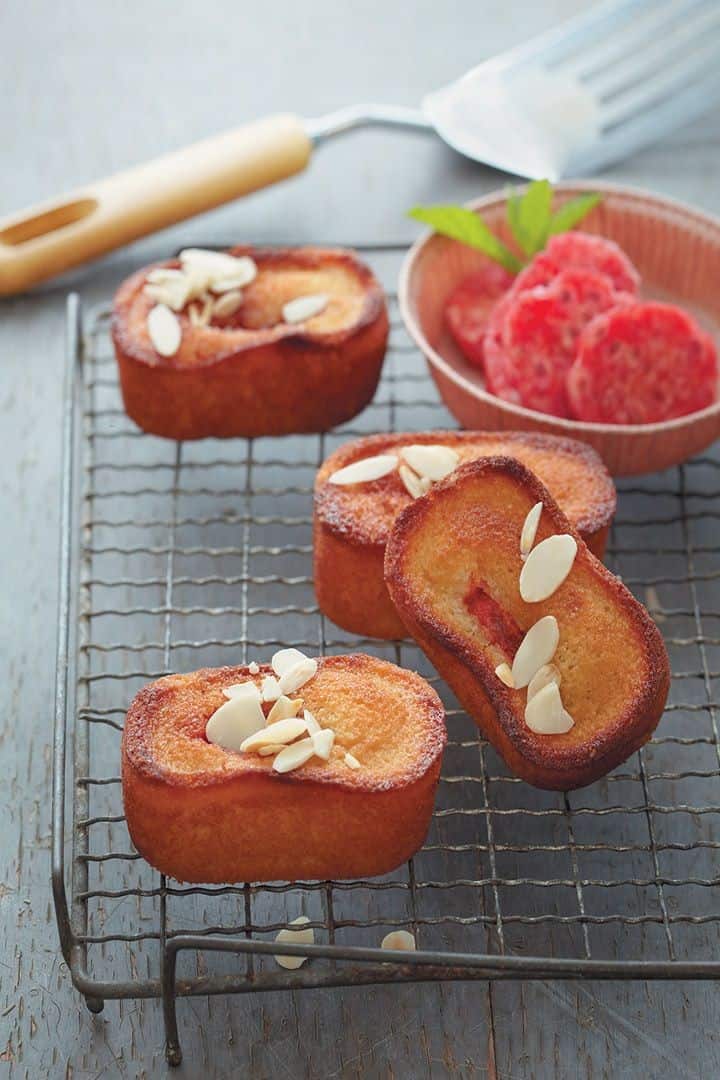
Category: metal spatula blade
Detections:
[{"x1": 310, "y1": 0, "x2": 720, "y2": 180}]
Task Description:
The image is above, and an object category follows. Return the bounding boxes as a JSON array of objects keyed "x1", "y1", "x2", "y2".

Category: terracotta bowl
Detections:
[{"x1": 399, "y1": 182, "x2": 720, "y2": 476}]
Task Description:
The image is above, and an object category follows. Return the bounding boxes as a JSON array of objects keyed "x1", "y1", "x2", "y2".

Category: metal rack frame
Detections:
[{"x1": 52, "y1": 247, "x2": 720, "y2": 1067}]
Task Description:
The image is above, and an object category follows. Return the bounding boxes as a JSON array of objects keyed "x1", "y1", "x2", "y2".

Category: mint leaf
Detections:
[
  {"x1": 511, "y1": 179, "x2": 553, "y2": 256},
  {"x1": 408, "y1": 205, "x2": 522, "y2": 273},
  {"x1": 506, "y1": 190, "x2": 522, "y2": 249},
  {"x1": 548, "y1": 192, "x2": 602, "y2": 235}
]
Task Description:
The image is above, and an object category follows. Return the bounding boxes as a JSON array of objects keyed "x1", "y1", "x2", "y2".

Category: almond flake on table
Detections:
[
  {"x1": 274, "y1": 916, "x2": 314, "y2": 970},
  {"x1": 147, "y1": 303, "x2": 182, "y2": 357},
  {"x1": 510, "y1": 615, "x2": 559, "y2": 689},
  {"x1": 311, "y1": 728, "x2": 335, "y2": 760},
  {"x1": 240, "y1": 715, "x2": 308, "y2": 753},
  {"x1": 328, "y1": 455, "x2": 398, "y2": 485},
  {"x1": 281, "y1": 293, "x2": 328, "y2": 323},
  {"x1": 519, "y1": 534, "x2": 577, "y2": 602},
  {"x1": 222, "y1": 681, "x2": 262, "y2": 701},
  {"x1": 206, "y1": 693, "x2": 265, "y2": 751},
  {"x1": 344, "y1": 751, "x2": 361, "y2": 769},
  {"x1": 278, "y1": 657, "x2": 318, "y2": 694},
  {"x1": 381, "y1": 930, "x2": 416, "y2": 952},
  {"x1": 520, "y1": 501, "x2": 543, "y2": 558},
  {"x1": 524, "y1": 680, "x2": 574, "y2": 734},
  {"x1": 273, "y1": 736, "x2": 316, "y2": 774},
  {"x1": 400, "y1": 444, "x2": 459, "y2": 481}
]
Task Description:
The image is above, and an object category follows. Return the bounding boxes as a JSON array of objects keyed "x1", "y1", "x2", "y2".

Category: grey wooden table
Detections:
[{"x1": 2, "y1": 1, "x2": 720, "y2": 1077}]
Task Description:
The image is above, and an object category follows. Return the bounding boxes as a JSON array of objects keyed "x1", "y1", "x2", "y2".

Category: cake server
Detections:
[{"x1": 1, "y1": 0, "x2": 718, "y2": 294}]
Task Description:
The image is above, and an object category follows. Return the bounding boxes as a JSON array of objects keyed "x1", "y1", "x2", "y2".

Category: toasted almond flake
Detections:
[
  {"x1": 206, "y1": 694, "x2": 265, "y2": 751},
  {"x1": 519, "y1": 534, "x2": 577, "y2": 603},
  {"x1": 344, "y1": 751, "x2": 361, "y2": 770},
  {"x1": 147, "y1": 304, "x2": 182, "y2": 357},
  {"x1": 311, "y1": 728, "x2": 335, "y2": 760},
  {"x1": 144, "y1": 277, "x2": 191, "y2": 312},
  {"x1": 240, "y1": 716, "x2": 308, "y2": 753},
  {"x1": 210, "y1": 256, "x2": 257, "y2": 291},
  {"x1": 400, "y1": 444, "x2": 459, "y2": 481},
  {"x1": 527, "y1": 663, "x2": 561, "y2": 702},
  {"x1": 328, "y1": 455, "x2": 398, "y2": 486},
  {"x1": 511, "y1": 616, "x2": 559, "y2": 689},
  {"x1": 222, "y1": 681, "x2": 262, "y2": 702},
  {"x1": 381, "y1": 930, "x2": 416, "y2": 952},
  {"x1": 520, "y1": 502, "x2": 543, "y2": 558},
  {"x1": 258, "y1": 744, "x2": 285, "y2": 757},
  {"x1": 274, "y1": 916, "x2": 314, "y2": 969},
  {"x1": 273, "y1": 736, "x2": 316, "y2": 774},
  {"x1": 211, "y1": 289, "x2": 243, "y2": 319},
  {"x1": 282, "y1": 293, "x2": 328, "y2": 323},
  {"x1": 266, "y1": 695, "x2": 303, "y2": 724},
  {"x1": 399, "y1": 464, "x2": 431, "y2": 499},
  {"x1": 271, "y1": 648, "x2": 310, "y2": 678},
  {"x1": 278, "y1": 657, "x2": 318, "y2": 694},
  {"x1": 525, "y1": 681, "x2": 574, "y2": 735},
  {"x1": 261, "y1": 675, "x2": 282, "y2": 702},
  {"x1": 248, "y1": 661, "x2": 260, "y2": 674},
  {"x1": 303, "y1": 709, "x2": 320, "y2": 735},
  {"x1": 494, "y1": 662, "x2": 515, "y2": 688}
]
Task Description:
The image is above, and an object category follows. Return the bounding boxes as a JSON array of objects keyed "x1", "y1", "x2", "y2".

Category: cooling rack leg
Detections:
[
  {"x1": 162, "y1": 944, "x2": 183, "y2": 1066},
  {"x1": 84, "y1": 996, "x2": 104, "y2": 1014}
]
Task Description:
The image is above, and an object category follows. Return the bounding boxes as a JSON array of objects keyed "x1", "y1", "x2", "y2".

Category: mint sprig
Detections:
[{"x1": 408, "y1": 181, "x2": 601, "y2": 273}]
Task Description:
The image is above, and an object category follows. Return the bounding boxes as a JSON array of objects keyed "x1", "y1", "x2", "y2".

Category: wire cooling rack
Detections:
[{"x1": 52, "y1": 246, "x2": 720, "y2": 1066}]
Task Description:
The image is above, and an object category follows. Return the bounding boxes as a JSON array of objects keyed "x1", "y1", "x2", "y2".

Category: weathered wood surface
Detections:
[{"x1": 2, "y1": 1, "x2": 720, "y2": 1077}]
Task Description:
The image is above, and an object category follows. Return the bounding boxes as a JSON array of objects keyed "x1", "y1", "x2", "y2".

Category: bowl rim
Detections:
[{"x1": 399, "y1": 179, "x2": 720, "y2": 436}]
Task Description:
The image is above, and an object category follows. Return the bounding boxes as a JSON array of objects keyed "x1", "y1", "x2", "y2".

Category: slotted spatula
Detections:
[{"x1": 1, "y1": 0, "x2": 718, "y2": 295}]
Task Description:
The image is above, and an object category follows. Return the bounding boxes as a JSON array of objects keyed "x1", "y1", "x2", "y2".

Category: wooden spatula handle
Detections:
[{"x1": 0, "y1": 113, "x2": 312, "y2": 295}]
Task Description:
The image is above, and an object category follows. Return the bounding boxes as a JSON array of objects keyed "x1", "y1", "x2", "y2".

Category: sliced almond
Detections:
[
  {"x1": 525, "y1": 681, "x2": 574, "y2": 735},
  {"x1": 200, "y1": 294, "x2": 214, "y2": 326},
  {"x1": 511, "y1": 616, "x2": 559, "y2": 689},
  {"x1": 222, "y1": 681, "x2": 262, "y2": 702},
  {"x1": 188, "y1": 302, "x2": 204, "y2": 327},
  {"x1": 282, "y1": 293, "x2": 328, "y2": 323},
  {"x1": 344, "y1": 751, "x2": 361, "y2": 770},
  {"x1": 180, "y1": 248, "x2": 251, "y2": 287},
  {"x1": 146, "y1": 267, "x2": 186, "y2": 286},
  {"x1": 494, "y1": 662, "x2": 515, "y2": 688},
  {"x1": 240, "y1": 716, "x2": 308, "y2": 753},
  {"x1": 209, "y1": 256, "x2": 257, "y2": 291},
  {"x1": 519, "y1": 534, "x2": 578, "y2": 603},
  {"x1": 271, "y1": 648, "x2": 310, "y2": 678},
  {"x1": 274, "y1": 916, "x2": 314, "y2": 969},
  {"x1": 527, "y1": 663, "x2": 561, "y2": 702},
  {"x1": 261, "y1": 675, "x2": 282, "y2": 702},
  {"x1": 311, "y1": 728, "x2": 335, "y2": 760},
  {"x1": 399, "y1": 464, "x2": 431, "y2": 499},
  {"x1": 520, "y1": 501, "x2": 543, "y2": 559},
  {"x1": 211, "y1": 289, "x2": 243, "y2": 319},
  {"x1": 144, "y1": 277, "x2": 191, "y2": 312},
  {"x1": 303, "y1": 709, "x2": 320, "y2": 735},
  {"x1": 147, "y1": 303, "x2": 182, "y2": 357},
  {"x1": 266, "y1": 695, "x2": 303, "y2": 724},
  {"x1": 400, "y1": 444, "x2": 459, "y2": 481},
  {"x1": 273, "y1": 736, "x2": 316, "y2": 774},
  {"x1": 258, "y1": 744, "x2": 285, "y2": 757},
  {"x1": 248, "y1": 661, "x2": 260, "y2": 675},
  {"x1": 206, "y1": 693, "x2": 265, "y2": 751},
  {"x1": 328, "y1": 455, "x2": 398, "y2": 486},
  {"x1": 381, "y1": 930, "x2": 416, "y2": 952},
  {"x1": 278, "y1": 657, "x2": 318, "y2": 694}
]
